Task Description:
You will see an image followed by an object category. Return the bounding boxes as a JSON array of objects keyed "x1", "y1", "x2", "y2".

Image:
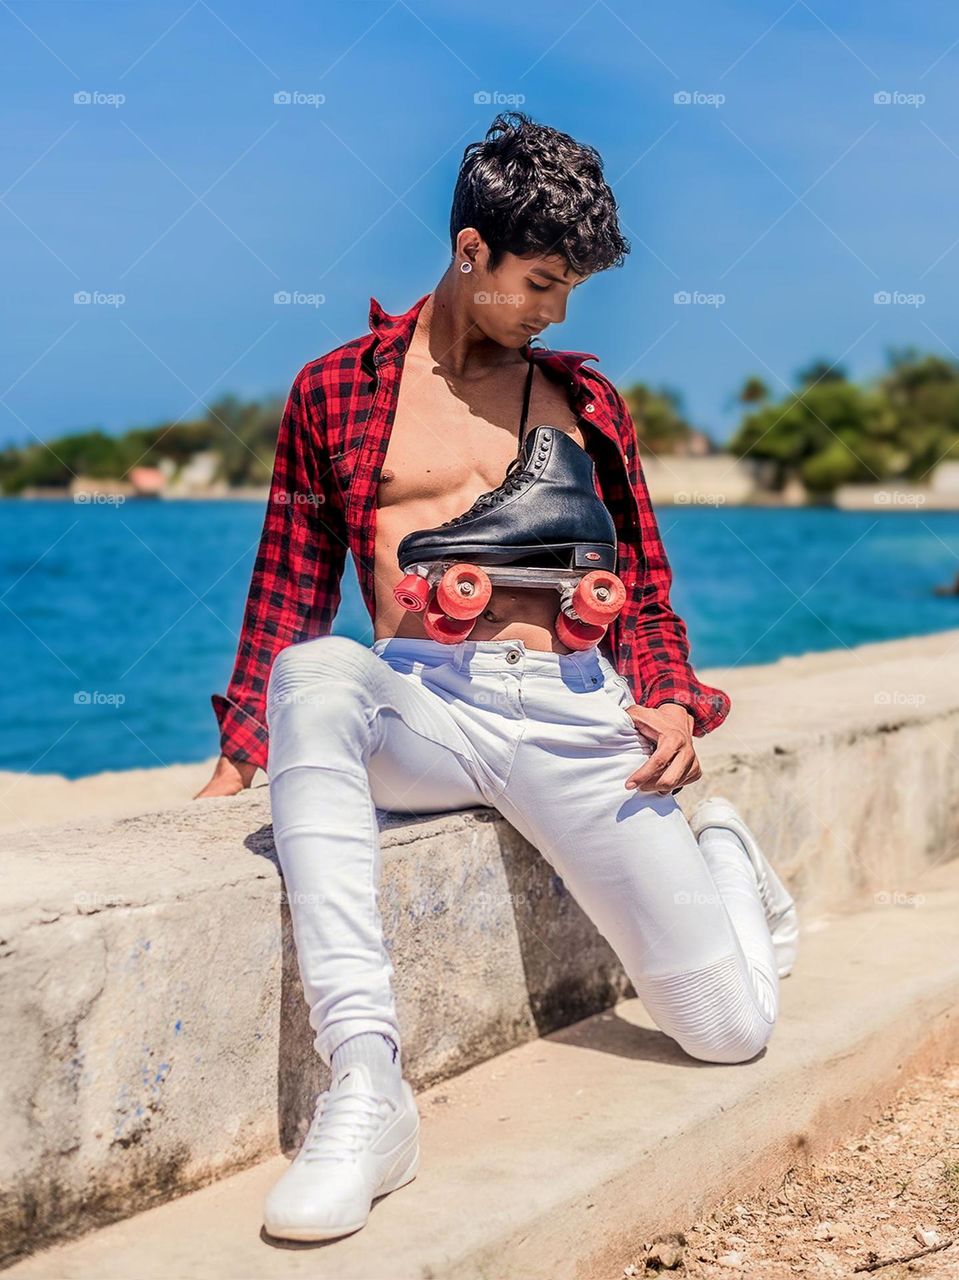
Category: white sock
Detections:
[{"x1": 331, "y1": 1032, "x2": 404, "y2": 1103}]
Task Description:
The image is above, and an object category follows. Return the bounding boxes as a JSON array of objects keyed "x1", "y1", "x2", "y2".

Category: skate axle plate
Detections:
[
  {"x1": 393, "y1": 560, "x2": 626, "y2": 648},
  {"x1": 409, "y1": 562, "x2": 587, "y2": 592}
]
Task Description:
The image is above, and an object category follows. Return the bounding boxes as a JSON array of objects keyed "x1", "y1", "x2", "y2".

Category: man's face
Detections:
[{"x1": 474, "y1": 250, "x2": 589, "y2": 347}]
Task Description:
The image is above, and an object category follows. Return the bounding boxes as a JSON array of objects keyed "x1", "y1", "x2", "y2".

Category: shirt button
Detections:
[
  {"x1": 584, "y1": 403, "x2": 595, "y2": 413},
  {"x1": 505, "y1": 650, "x2": 520, "y2": 664}
]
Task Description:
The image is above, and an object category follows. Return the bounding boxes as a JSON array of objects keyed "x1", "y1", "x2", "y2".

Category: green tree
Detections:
[
  {"x1": 795, "y1": 358, "x2": 849, "y2": 389},
  {"x1": 738, "y1": 376, "x2": 770, "y2": 407},
  {"x1": 622, "y1": 382, "x2": 699, "y2": 455},
  {"x1": 728, "y1": 382, "x2": 898, "y2": 494},
  {"x1": 208, "y1": 393, "x2": 285, "y2": 487},
  {"x1": 879, "y1": 349, "x2": 959, "y2": 481}
]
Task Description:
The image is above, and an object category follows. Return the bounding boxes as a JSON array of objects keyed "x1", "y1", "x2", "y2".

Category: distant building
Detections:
[
  {"x1": 641, "y1": 455, "x2": 757, "y2": 506},
  {"x1": 167, "y1": 450, "x2": 228, "y2": 497},
  {"x1": 129, "y1": 466, "x2": 166, "y2": 496},
  {"x1": 931, "y1": 461, "x2": 959, "y2": 495},
  {"x1": 672, "y1": 429, "x2": 715, "y2": 458}
]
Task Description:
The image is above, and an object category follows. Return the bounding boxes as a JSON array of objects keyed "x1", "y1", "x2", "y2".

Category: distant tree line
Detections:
[
  {"x1": 3, "y1": 348, "x2": 959, "y2": 496},
  {"x1": 726, "y1": 349, "x2": 959, "y2": 494},
  {"x1": 0, "y1": 393, "x2": 285, "y2": 494}
]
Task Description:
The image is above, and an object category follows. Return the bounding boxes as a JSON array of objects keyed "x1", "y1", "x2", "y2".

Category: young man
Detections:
[{"x1": 196, "y1": 113, "x2": 798, "y2": 1242}]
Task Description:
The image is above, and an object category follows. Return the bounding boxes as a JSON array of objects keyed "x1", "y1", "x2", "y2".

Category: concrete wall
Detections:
[
  {"x1": 3, "y1": 629, "x2": 959, "y2": 1261},
  {"x1": 640, "y1": 454, "x2": 756, "y2": 506}
]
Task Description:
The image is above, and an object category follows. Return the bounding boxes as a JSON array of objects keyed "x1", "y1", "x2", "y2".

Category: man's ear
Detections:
[{"x1": 457, "y1": 228, "x2": 487, "y2": 272}]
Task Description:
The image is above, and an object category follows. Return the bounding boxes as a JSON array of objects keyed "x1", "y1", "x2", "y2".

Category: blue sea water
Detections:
[{"x1": 3, "y1": 499, "x2": 958, "y2": 778}]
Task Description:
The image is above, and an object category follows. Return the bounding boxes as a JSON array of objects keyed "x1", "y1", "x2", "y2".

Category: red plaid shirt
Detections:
[{"x1": 212, "y1": 292, "x2": 730, "y2": 769}]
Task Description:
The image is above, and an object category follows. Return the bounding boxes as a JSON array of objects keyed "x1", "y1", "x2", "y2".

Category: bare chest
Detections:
[{"x1": 376, "y1": 355, "x2": 586, "y2": 517}]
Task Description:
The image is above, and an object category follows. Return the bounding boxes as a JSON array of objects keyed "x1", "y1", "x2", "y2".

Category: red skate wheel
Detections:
[
  {"x1": 394, "y1": 573, "x2": 431, "y2": 613},
  {"x1": 423, "y1": 595, "x2": 477, "y2": 643},
  {"x1": 572, "y1": 570, "x2": 627, "y2": 625},
  {"x1": 435, "y1": 563, "x2": 492, "y2": 619},
  {"x1": 556, "y1": 611, "x2": 606, "y2": 651}
]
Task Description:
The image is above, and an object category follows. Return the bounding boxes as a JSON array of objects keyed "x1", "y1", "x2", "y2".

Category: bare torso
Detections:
[{"x1": 372, "y1": 327, "x2": 587, "y2": 653}]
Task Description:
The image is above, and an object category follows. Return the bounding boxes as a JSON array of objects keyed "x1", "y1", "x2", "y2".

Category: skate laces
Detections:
[
  {"x1": 300, "y1": 1079, "x2": 394, "y2": 1163},
  {"x1": 440, "y1": 455, "x2": 530, "y2": 527}
]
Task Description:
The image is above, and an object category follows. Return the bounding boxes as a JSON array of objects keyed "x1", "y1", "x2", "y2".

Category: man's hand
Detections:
[
  {"x1": 622, "y1": 702, "x2": 702, "y2": 796},
  {"x1": 194, "y1": 754, "x2": 260, "y2": 799}
]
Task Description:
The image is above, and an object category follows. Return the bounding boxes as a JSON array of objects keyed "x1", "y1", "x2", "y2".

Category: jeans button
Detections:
[{"x1": 505, "y1": 650, "x2": 520, "y2": 664}]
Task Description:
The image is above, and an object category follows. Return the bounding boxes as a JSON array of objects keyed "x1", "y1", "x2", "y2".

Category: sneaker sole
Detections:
[{"x1": 262, "y1": 1136, "x2": 420, "y2": 1243}]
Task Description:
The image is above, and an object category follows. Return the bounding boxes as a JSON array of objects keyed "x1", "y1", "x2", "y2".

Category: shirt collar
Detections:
[{"x1": 367, "y1": 293, "x2": 601, "y2": 382}]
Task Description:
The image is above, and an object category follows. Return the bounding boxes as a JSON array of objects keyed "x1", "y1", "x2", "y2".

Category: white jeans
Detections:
[{"x1": 265, "y1": 634, "x2": 778, "y2": 1069}]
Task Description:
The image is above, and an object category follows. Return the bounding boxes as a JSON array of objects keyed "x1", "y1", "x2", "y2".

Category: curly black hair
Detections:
[{"x1": 449, "y1": 111, "x2": 630, "y2": 277}]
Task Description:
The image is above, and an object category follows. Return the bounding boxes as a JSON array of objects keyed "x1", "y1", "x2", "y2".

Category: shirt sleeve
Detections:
[
  {"x1": 210, "y1": 362, "x2": 348, "y2": 770},
  {"x1": 610, "y1": 387, "x2": 731, "y2": 737}
]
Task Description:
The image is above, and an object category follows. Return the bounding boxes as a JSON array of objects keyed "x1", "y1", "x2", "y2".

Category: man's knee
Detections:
[
  {"x1": 266, "y1": 637, "x2": 381, "y2": 776},
  {"x1": 267, "y1": 635, "x2": 375, "y2": 708},
  {"x1": 639, "y1": 953, "x2": 775, "y2": 1065},
  {"x1": 677, "y1": 1014, "x2": 773, "y2": 1064}
]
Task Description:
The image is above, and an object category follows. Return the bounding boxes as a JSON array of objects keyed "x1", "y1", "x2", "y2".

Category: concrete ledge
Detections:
[
  {"x1": 3, "y1": 630, "x2": 959, "y2": 1263},
  {"x1": 8, "y1": 855, "x2": 959, "y2": 1280}
]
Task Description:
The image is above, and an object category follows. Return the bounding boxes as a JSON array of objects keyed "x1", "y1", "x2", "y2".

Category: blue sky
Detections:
[{"x1": 3, "y1": 0, "x2": 958, "y2": 448}]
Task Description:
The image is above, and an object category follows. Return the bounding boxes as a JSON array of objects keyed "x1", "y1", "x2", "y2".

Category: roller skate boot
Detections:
[{"x1": 393, "y1": 424, "x2": 627, "y2": 649}]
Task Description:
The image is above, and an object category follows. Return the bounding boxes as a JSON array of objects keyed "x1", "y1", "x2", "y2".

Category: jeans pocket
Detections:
[
  {"x1": 609, "y1": 673, "x2": 633, "y2": 700},
  {"x1": 603, "y1": 673, "x2": 645, "y2": 738}
]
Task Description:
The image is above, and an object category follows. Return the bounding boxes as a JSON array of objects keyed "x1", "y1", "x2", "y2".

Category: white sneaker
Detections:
[
  {"x1": 263, "y1": 1062, "x2": 420, "y2": 1242},
  {"x1": 689, "y1": 795, "x2": 800, "y2": 979}
]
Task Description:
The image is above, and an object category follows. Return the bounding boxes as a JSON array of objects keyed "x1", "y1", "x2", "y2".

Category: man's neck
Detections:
[{"x1": 414, "y1": 270, "x2": 525, "y2": 380}]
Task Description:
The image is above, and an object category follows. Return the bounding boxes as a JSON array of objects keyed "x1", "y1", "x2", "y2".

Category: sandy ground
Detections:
[
  {"x1": 0, "y1": 762, "x2": 268, "y2": 833},
  {"x1": 621, "y1": 1062, "x2": 959, "y2": 1277}
]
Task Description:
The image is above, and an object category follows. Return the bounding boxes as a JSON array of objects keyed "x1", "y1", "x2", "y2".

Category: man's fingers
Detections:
[
  {"x1": 627, "y1": 742, "x2": 698, "y2": 794},
  {"x1": 651, "y1": 762, "x2": 690, "y2": 794},
  {"x1": 626, "y1": 736, "x2": 683, "y2": 791}
]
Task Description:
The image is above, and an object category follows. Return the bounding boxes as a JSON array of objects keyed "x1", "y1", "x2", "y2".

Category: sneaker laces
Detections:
[
  {"x1": 300, "y1": 1081, "x2": 394, "y2": 1163},
  {"x1": 439, "y1": 455, "x2": 530, "y2": 528}
]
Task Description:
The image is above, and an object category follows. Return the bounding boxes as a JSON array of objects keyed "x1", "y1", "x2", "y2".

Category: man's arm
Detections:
[
  {"x1": 209, "y1": 362, "x2": 348, "y2": 774},
  {"x1": 611, "y1": 387, "x2": 731, "y2": 737}
]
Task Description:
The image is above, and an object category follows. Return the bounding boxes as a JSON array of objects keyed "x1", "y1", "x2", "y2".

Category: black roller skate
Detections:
[{"x1": 392, "y1": 423, "x2": 627, "y2": 648}]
